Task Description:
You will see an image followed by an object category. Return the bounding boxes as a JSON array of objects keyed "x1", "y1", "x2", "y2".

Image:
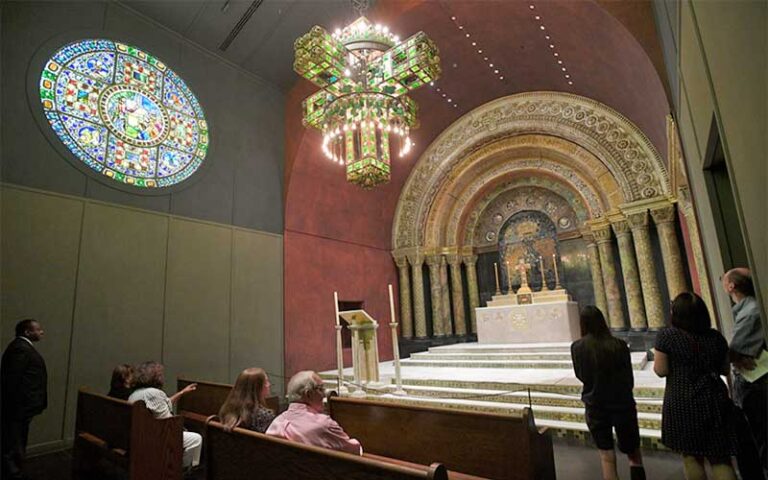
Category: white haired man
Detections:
[{"x1": 266, "y1": 371, "x2": 361, "y2": 455}]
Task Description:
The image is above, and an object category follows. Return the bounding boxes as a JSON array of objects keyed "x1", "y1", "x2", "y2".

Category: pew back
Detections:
[
  {"x1": 204, "y1": 418, "x2": 449, "y2": 480},
  {"x1": 73, "y1": 388, "x2": 184, "y2": 480},
  {"x1": 177, "y1": 377, "x2": 279, "y2": 424},
  {"x1": 329, "y1": 397, "x2": 556, "y2": 480}
]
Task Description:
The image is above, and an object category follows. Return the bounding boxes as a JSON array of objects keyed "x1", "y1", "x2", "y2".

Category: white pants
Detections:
[{"x1": 182, "y1": 431, "x2": 203, "y2": 468}]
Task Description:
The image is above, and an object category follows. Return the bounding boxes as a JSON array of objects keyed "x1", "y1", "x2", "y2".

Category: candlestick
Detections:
[
  {"x1": 388, "y1": 284, "x2": 407, "y2": 396},
  {"x1": 493, "y1": 262, "x2": 501, "y2": 295},
  {"x1": 333, "y1": 291, "x2": 348, "y2": 394},
  {"x1": 538, "y1": 256, "x2": 549, "y2": 291},
  {"x1": 552, "y1": 254, "x2": 562, "y2": 289}
]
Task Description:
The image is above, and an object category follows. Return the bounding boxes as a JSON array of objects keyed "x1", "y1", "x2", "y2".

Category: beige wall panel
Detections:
[
  {"x1": 64, "y1": 203, "x2": 168, "y2": 438},
  {"x1": 1, "y1": 187, "x2": 82, "y2": 447},
  {"x1": 679, "y1": 4, "x2": 715, "y2": 159},
  {"x1": 230, "y1": 230, "x2": 283, "y2": 395},
  {"x1": 692, "y1": 2, "x2": 767, "y2": 302},
  {"x1": 163, "y1": 218, "x2": 231, "y2": 385}
]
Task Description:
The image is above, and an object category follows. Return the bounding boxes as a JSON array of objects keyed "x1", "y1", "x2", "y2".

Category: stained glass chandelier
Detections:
[{"x1": 294, "y1": 16, "x2": 441, "y2": 189}]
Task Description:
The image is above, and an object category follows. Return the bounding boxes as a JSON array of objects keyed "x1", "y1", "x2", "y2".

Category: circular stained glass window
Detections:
[{"x1": 39, "y1": 39, "x2": 209, "y2": 189}]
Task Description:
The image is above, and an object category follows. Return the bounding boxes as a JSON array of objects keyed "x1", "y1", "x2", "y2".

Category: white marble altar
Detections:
[{"x1": 475, "y1": 301, "x2": 580, "y2": 344}]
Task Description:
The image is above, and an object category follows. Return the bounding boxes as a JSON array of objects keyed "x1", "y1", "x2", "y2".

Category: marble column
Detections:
[
  {"x1": 392, "y1": 254, "x2": 414, "y2": 338},
  {"x1": 439, "y1": 256, "x2": 453, "y2": 336},
  {"x1": 447, "y1": 255, "x2": 467, "y2": 336},
  {"x1": 612, "y1": 219, "x2": 648, "y2": 330},
  {"x1": 462, "y1": 254, "x2": 480, "y2": 334},
  {"x1": 592, "y1": 224, "x2": 628, "y2": 330},
  {"x1": 626, "y1": 211, "x2": 666, "y2": 329},
  {"x1": 407, "y1": 254, "x2": 427, "y2": 338},
  {"x1": 651, "y1": 204, "x2": 688, "y2": 299},
  {"x1": 583, "y1": 233, "x2": 609, "y2": 320},
  {"x1": 426, "y1": 255, "x2": 445, "y2": 336}
]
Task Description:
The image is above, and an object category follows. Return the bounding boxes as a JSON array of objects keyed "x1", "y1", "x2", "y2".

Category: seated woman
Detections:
[
  {"x1": 218, "y1": 367, "x2": 276, "y2": 433},
  {"x1": 128, "y1": 361, "x2": 201, "y2": 469},
  {"x1": 107, "y1": 364, "x2": 134, "y2": 400}
]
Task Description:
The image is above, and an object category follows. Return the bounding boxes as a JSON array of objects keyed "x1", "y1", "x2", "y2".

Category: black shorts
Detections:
[{"x1": 585, "y1": 404, "x2": 640, "y2": 453}]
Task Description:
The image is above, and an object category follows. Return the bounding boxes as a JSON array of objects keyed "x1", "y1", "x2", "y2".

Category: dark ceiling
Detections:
[{"x1": 125, "y1": 0, "x2": 670, "y2": 157}]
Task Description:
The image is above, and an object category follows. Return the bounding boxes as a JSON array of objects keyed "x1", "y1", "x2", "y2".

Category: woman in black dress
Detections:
[
  {"x1": 571, "y1": 306, "x2": 646, "y2": 480},
  {"x1": 654, "y1": 292, "x2": 737, "y2": 480}
]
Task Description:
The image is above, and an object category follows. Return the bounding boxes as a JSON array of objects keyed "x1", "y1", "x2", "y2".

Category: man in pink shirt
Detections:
[{"x1": 266, "y1": 370, "x2": 362, "y2": 455}]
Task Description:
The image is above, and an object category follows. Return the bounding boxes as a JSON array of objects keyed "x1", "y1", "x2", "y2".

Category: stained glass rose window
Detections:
[{"x1": 39, "y1": 39, "x2": 209, "y2": 188}]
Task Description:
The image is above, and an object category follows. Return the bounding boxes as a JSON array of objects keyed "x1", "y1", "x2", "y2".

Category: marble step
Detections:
[
  {"x1": 357, "y1": 383, "x2": 662, "y2": 415},
  {"x1": 410, "y1": 352, "x2": 574, "y2": 361},
  {"x1": 400, "y1": 356, "x2": 648, "y2": 370},
  {"x1": 427, "y1": 342, "x2": 572, "y2": 354},
  {"x1": 363, "y1": 393, "x2": 662, "y2": 439}
]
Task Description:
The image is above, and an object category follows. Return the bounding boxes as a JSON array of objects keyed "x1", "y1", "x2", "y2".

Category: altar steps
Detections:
[{"x1": 319, "y1": 342, "x2": 667, "y2": 450}]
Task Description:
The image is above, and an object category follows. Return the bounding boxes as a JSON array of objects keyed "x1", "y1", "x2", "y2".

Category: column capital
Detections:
[
  {"x1": 392, "y1": 253, "x2": 409, "y2": 268},
  {"x1": 650, "y1": 203, "x2": 677, "y2": 225},
  {"x1": 446, "y1": 254, "x2": 462, "y2": 266},
  {"x1": 590, "y1": 222, "x2": 613, "y2": 244},
  {"x1": 407, "y1": 253, "x2": 425, "y2": 266},
  {"x1": 611, "y1": 219, "x2": 631, "y2": 237},
  {"x1": 626, "y1": 210, "x2": 650, "y2": 230},
  {"x1": 461, "y1": 254, "x2": 478, "y2": 266},
  {"x1": 425, "y1": 254, "x2": 442, "y2": 267}
]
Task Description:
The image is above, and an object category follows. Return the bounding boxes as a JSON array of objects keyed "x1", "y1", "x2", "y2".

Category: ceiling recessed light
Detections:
[
  {"x1": 472, "y1": 41, "x2": 477, "y2": 46},
  {"x1": 451, "y1": 16, "x2": 456, "y2": 20},
  {"x1": 545, "y1": 35, "x2": 550, "y2": 40},
  {"x1": 554, "y1": 52, "x2": 559, "y2": 57},
  {"x1": 529, "y1": 4, "x2": 535, "y2": 9},
  {"x1": 447, "y1": 99, "x2": 452, "y2": 103},
  {"x1": 494, "y1": 69, "x2": 499, "y2": 73},
  {"x1": 478, "y1": 49, "x2": 483, "y2": 53},
  {"x1": 453, "y1": 104, "x2": 458, "y2": 108},
  {"x1": 436, "y1": 87, "x2": 441, "y2": 91},
  {"x1": 562, "y1": 67, "x2": 566, "y2": 71},
  {"x1": 442, "y1": 93, "x2": 447, "y2": 97},
  {"x1": 489, "y1": 63, "x2": 494, "y2": 67},
  {"x1": 484, "y1": 57, "x2": 488, "y2": 60},
  {"x1": 499, "y1": 76, "x2": 504, "y2": 80},
  {"x1": 540, "y1": 25, "x2": 545, "y2": 30},
  {"x1": 568, "y1": 81, "x2": 573, "y2": 85},
  {"x1": 557, "y1": 60, "x2": 563, "y2": 64},
  {"x1": 458, "y1": 25, "x2": 464, "y2": 30},
  {"x1": 429, "y1": 81, "x2": 434, "y2": 86},
  {"x1": 565, "y1": 74, "x2": 570, "y2": 78},
  {"x1": 549, "y1": 44, "x2": 554, "y2": 48}
]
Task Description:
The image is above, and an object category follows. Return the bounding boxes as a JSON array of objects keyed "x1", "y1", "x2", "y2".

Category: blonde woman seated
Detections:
[{"x1": 218, "y1": 368, "x2": 276, "y2": 433}]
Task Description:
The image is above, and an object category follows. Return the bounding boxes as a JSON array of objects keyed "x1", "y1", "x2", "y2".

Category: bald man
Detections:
[{"x1": 722, "y1": 268, "x2": 767, "y2": 476}]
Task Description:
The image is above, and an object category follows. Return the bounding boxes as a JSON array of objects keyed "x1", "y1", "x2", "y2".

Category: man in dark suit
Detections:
[{"x1": 1, "y1": 319, "x2": 47, "y2": 480}]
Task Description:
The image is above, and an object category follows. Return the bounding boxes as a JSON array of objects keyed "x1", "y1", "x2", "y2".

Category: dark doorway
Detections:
[{"x1": 703, "y1": 118, "x2": 748, "y2": 271}]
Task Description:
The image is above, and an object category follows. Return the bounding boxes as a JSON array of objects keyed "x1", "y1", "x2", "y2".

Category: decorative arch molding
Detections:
[
  {"x1": 393, "y1": 91, "x2": 668, "y2": 250},
  {"x1": 458, "y1": 178, "x2": 587, "y2": 249},
  {"x1": 440, "y1": 155, "x2": 606, "y2": 249}
]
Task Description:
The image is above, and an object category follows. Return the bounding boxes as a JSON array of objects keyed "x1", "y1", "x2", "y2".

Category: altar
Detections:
[
  {"x1": 476, "y1": 300, "x2": 580, "y2": 344},
  {"x1": 475, "y1": 257, "x2": 581, "y2": 344}
]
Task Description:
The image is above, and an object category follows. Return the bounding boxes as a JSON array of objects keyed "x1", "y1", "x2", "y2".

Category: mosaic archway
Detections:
[{"x1": 393, "y1": 92, "x2": 668, "y2": 250}]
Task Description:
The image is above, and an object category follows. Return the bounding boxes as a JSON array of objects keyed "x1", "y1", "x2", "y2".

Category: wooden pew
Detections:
[
  {"x1": 328, "y1": 397, "x2": 556, "y2": 480},
  {"x1": 72, "y1": 388, "x2": 183, "y2": 480},
  {"x1": 204, "y1": 417, "x2": 450, "y2": 480},
  {"x1": 176, "y1": 377, "x2": 279, "y2": 433}
]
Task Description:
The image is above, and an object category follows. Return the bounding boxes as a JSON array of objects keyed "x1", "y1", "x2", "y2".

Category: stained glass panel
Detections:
[{"x1": 39, "y1": 39, "x2": 209, "y2": 189}]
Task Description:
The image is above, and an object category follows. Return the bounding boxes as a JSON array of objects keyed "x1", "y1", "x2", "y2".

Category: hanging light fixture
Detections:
[{"x1": 294, "y1": 16, "x2": 441, "y2": 189}]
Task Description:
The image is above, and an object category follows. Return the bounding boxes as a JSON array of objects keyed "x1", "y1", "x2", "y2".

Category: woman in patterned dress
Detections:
[
  {"x1": 654, "y1": 292, "x2": 738, "y2": 480},
  {"x1": 218, "y1": 367, "x2": 276, "y2": 433}
]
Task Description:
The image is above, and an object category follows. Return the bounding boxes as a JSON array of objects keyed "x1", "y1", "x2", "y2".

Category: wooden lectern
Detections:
[{"x1": 339, "y1": 310, "x2": 381, "y2": 396}]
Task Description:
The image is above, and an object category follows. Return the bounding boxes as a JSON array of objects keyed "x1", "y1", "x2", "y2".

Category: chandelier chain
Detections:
[{"x1": 350, "y1": 0, "x2": 370, "y2": 16}]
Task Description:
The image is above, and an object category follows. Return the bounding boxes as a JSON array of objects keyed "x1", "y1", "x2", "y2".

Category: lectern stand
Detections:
[{"x1": 339, "y1": 309, "x2": 382, "y2": 397}]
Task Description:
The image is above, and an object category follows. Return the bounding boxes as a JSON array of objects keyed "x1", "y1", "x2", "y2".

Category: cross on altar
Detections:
[{"x1": 515, "y1": 259, "x2": 532, "y2": 290}]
